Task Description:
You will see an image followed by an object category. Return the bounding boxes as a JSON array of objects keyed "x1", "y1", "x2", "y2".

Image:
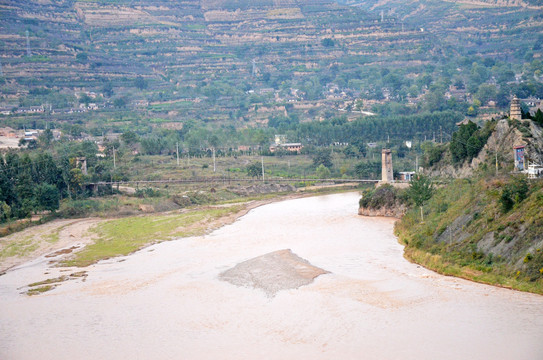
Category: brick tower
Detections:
[
  {"x1": 510, "y1": 96, "x2": 522, "y2": 120},
  {"x1": 381, "y1": 149, "x2": 393, "y2": 183}
]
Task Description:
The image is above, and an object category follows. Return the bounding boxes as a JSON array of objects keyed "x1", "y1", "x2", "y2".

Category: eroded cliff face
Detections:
[
  {"x1": 358, "y1": 205, "x2": 406, "y2": 218},
  {"x1": 475, "y1": 119, "x2": 543, "y2": 168},
  {"x1": 431, "y1": 119, "x2": 543, "y2": 178}
]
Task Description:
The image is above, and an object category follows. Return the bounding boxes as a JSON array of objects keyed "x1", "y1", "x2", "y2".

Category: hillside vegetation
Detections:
[
  {"x1": 0, "y1": 0, "x2": 542, "y2": 148},
  {"x1": 395, "y1": 176, "x2": 543, "y2": 294},
  {"x1": 391, "y1": 117, "x2": 543, "y2": 294}
]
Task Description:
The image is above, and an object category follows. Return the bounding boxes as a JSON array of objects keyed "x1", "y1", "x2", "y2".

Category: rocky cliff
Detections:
[{"x1": 430, "y1": 119, "x2": 543, "y2": 178}]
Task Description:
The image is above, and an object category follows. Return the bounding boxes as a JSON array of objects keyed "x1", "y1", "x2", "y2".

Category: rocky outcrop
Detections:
[
  {"x1": 358, "y1": 183, "x2": 408, "y2": 218},
  {"x1": 358, "y1": 204, "x2": 406, "y2": 218},
  {"x1": 430, "y1": 119, "x2": 543, "y2": 178}
]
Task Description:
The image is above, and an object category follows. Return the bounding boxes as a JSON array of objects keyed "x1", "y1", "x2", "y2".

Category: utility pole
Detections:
[
  {"x1": 261, "y1": 156, "x2": 265, "y2": 183},
  {"x1": 113, "y1": 146, "x2": 116, "y2": 169},
  {"x1": 415, "y1": 155, "x2": 418, "y2": 172},
  {"x1": 440, "y1": 126, "x2": 443, "y2": 144},
  {"x1": 176, "y1": 142, "x2": 179, "y2": 166},
  {"x1": 26, "y1": 30, "x2": 31, "y2": 57},
  {"x1": 212, "y1": 147, "x2": 216, "y2": 173},
  {"x1": 495, "y1": 140, "x2": 499, "y2": 176},
  {"x1": 496, "y1": 149, "x2": 498, "y2": 176}
]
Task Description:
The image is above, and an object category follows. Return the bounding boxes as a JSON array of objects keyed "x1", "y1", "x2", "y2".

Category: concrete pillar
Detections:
[
  {"x1": 75, "y1": 157, "x2": 87, "y2": 175},
  {"x1": 381, "y1": 149, "x2": 393, "y2": 183}
]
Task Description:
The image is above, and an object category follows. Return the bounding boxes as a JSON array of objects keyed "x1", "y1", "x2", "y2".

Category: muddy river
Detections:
[{"x1": 1, "y1": 192, "x2": 542, "y2": 359}]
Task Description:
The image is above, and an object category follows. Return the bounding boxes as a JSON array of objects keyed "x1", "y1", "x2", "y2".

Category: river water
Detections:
[{"x1": 1, "y1": 192, "x2": 542, "y2": 359}]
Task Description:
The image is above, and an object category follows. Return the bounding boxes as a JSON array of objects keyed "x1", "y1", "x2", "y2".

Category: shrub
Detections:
[
  {"x1": 135, "y1": 187, "x2": 161, "y2": 198},
  {"x1": 172, "y1": 192, "x2": 214, "y2": 208},
  {"x1": 359, "y1": 184, "x2": 407, "y2": 210},
  {"x1": 499, "y1": 176, "x2": 529, "y2": 213},
  {"x1": 59, "y1": 199, "x2": 102, "y2": 217}
]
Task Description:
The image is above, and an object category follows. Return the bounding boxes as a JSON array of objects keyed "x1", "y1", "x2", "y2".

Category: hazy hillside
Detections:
[{"x1": 0, "y1": 0, "x2": 541, "y2": 141}]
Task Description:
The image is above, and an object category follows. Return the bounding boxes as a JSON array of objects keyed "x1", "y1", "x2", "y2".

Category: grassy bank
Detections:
[
  {"x1": 394, "y1": 176, "x2": 543, "y2": 295},
  {"x1": 60, "y1": 185, "x2": 362, "y2": 268},
  {"x1": 61, "y1": 205, "x2": 244, "y2": 267}
]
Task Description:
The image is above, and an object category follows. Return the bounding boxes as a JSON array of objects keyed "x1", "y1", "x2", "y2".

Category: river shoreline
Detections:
[{"x1": 1, "y1": 192, "x2": 543, "y2": 359}]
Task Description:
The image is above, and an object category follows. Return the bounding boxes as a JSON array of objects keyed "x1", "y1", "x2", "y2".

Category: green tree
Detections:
[
  {"x1": 79, "y1": 93, "x2": 92, "y2": 106},
  {"x1": 499, "y1": 176, "x2": 529, "y2": 213},
  {"x1": 252, "y1": 130, "x2": 271, "y2": 151},
  {"x1": 141, "y1": 136, "x2": 167, "y2": 155},
  {"x1": 316, "y1": 164, "x2": 331, "y2": 179},
  {"x1": 354, "y1": 161, "x2": 380, "y2": 179},
  {"x1": 113, "y1": 97, "x2": 127, "y2": 108},
  {"x1": 35, "y1": 183, "x2": 60, "y2": 212},
  {"x1": 466, "y1": 135, "x2": 482, "y2": 159},
  {"x1": 32, "y1": 153, "x2": 63, "y2": 188},
  {"x1": 246, "y1": 162, "x2": 261, "y2": 178},
  {"x1": 38, "y1": 128, "x2": 54, "y2": 148},
  {"x1": 76, "y1": 52, "x2": 88, "y2": 62},
  {"x1": 0, "y1": 201, "x2": 11, "y2": 222},
  {"x1": 423, "y1": 143, "x2": 445, "y2": 167},
  {"x1": 475, "y1": 84, "x2": 497, "y2": 105},
  {"x1": 134, "y1": 76, "x2": 148, "y2": 90},
  {"x1": 534, "y1": 109, "x2": 543, "y2": 126},
  {"x1": 101, "y1": 82, "x2": 114, "y2": 97},
  {"x1": 208, "y1": 134, "x2": 220, "y2": 149},
  {"x1": 121, "y1": 130, "x2": 139, "y2": 146},
  {"x1": 342, "y1": 145, "x2": 359, "y2": 158},
  {"x1": 68, "y1": 167, "x2": 83, "y2": 198},
  {"x1": 407, "y1": 174, "x2": 434, "y2": 222},
  {"x1": 450, "y1": 121, "x2": 478, "y2": 163},
  {"x1": 321, "y1": 38, "x2": 335, "y2": 47},
  {"x1": 312, "y1": 148, "x2": 333, "y2": 168},
  {"x1": 467, "y1": 105, "x2": 478, "y2": 117}
]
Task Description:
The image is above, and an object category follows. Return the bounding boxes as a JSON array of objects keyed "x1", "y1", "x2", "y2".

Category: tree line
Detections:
[{"x1": 0, "y1": 133, "x2": 118, "y2": 223}]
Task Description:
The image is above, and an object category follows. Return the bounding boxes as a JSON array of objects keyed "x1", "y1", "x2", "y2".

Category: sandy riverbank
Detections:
[{"x1": 0, "y1": 193, "x2": 309, "y2": 274}]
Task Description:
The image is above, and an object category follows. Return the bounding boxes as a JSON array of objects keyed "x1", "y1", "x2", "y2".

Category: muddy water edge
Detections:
[{"x1": 0, "y1": 192, "x2": 542, "y2": 360}]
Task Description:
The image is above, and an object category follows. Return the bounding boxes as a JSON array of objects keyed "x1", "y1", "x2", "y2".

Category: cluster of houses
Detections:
[{"x1": 0, "y1": 127, "x2": 63, "y2": 148}]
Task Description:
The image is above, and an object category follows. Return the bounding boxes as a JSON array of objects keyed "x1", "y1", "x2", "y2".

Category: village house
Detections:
[
  {"x1": 269, "y1": 142, "x2": 303, "y2": 154},
  {"x1": 399, "y1": 171, "x2": 416, "y2": 181}
]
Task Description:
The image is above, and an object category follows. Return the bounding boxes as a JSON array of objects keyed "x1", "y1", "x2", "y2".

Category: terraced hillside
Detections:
[
  {"x1": 342, "y1": 0, "x2": 543, "y2": 60},
  {"x1": 0, "y1": 0, "x2": 541, "y2": 136}
]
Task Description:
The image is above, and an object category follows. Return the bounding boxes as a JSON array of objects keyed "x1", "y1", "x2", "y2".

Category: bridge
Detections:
[
  {"x1": 84, "y1": 149, "x2": 400, "y2": 188},
  {"x1": 85, "y1": 176, "x2": 380, "y2": 188}
]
